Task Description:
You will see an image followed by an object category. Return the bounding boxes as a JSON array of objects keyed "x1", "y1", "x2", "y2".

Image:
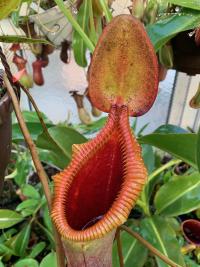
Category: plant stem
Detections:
[
  {"x1": 19, "y1": 84, "x2": 51, "y2": 138},
  {"x1": 4, "y1": 76, "x2": 52, "y2": 207},
  {"x1": 36, "y1": 220, "x2": 54, "y2": 245},
  {"x1": 88, "y1": 0, "x2": 97, "y2": 44},
  {"x1": 116, "y1": 229, "x2": 124, "y2": 267},
  {"x1": 54, "y1": 0, "x2": 95, "y2": 52},
  {"x1": 120, "y1": 225, "x2": 183, "y2": 267},
  {"x1": 136, "y1": 199, "x2": 146, "y2": 210},
  {"x1": 148, "y1": 159, "x2": 181, "y2": 183},
  {"x1": 140, "y1": 158, "x2": 182, "y2": 215},
  {"x1": 99, "y1": 0, "x2": 112, "y2": 22},
  {"x1": 3, "y1": 75, "x2": 66, "y2": 267}
]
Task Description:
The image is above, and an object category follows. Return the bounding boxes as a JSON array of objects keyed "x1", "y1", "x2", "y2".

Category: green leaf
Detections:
[
  {"x1": 12, "y1": 152, "x2": 32, "y2": 186},
  {"x1": 168, "y1": 0, "x2": 200, "y2": 10},
  {"x1": 36, "y1": 126, "x2": 87, "y2": 169},
  {"x1": 74, "y1": 117, "x2": 107, "y2": 134},
  {"x1": 2, "y1": 233, "x2": 19, "y2": 259},
  {"x1": 197, "y1": 127, "x2": 200, "y2": 172},
  {"x1": 99, "y1": 0, "x2": 112, "y2": 22},
  {"x1": 55, "y1": 0, "x2": 94, "y2": 52},
  {"x1": 73, "y1": 0, "x2": 90, "y2": 67},
  {"x1": 14, "y1": 258, "x2": 39, "y2": 267},
  {"x1": 16, "y1": 199, "x2": 39, "y2": 212},
  {"x1": 21, "y1": 207, "x2": 37, "y2": 217},
  {"x1": 165, "y1": 218, "x2": 181, "y2": 233},
  {"x1": 28, "y1": 242, "x2": 46, "y2": 259},
  {"x1": 154, "y1": 124, "x2": 187, "y2": 134},
  {"x1": 155, "y1": 172, "x2": 200, "y2": 216},
  {"x1": 95, "y1": 15, "x2": 103, "y2": 36},
  {"x1": 0, "y1": 228, "x2": 17, "y2": 243},
  {"x1": 0, "y1": 243, "x2": 16, "y2": 256},
  {"x1": 184, "y1": 256, "x2": 200, "y2": 267},
  {"x1": 0, "y1": 210, "x2": 24, "y2": 229},
  {"x1": 42, "y1": 205, "x2": 53, "y2": 232},
  {"x1": 141, "y1": 216, "x2": 185, "y2": 267},
  {"x1": 37, "y1": 223, "x2": 54, "y2": 249},
  {"x1": 0, "y1": 261, "x2": 5, "y2": 267},
  {"x1": 0, "y1": 0, "x2": 21, "y2": 20},
  {"x1": 0, "y1": 35, "x2": 52, "y2": 45},
  {"x1": 141, "y1": 174, "x2": 161, "y2": 211},
  {"x1": 147, "y1": 9, "x2": 200, "y2": 51},
  {"x1": 12, "y1": 122, "x2": 53, "y2": 142},
  {"x1": 139, "y1": 133, "x2": 198, "y2": 168},
  {"x1": 21, "y1": 184, "x2": 40, "y2": 200},
  {"x1": 17, "y1": 111, "x2": 52, "y2": 124},
  {"x1": 14, "y1": 224, "x2": 31, "y2": 257},
  {"x1": 142, "y1": 144, "x2": 155, "y2": 174},
  {"x1": 88, "y1": 0, "x2": 98, "y2": 44},
  {"x1": 11, "y1": 10, "x2": 20, "y2": 27},
  {"x1": 112, "y1": 228, "x2": 148, "y2": 267},
  {"x1": 40, "y1": 251, "x2": 57, "y2": 267}
]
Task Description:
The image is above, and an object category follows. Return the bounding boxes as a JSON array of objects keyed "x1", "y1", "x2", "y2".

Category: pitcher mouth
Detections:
[{"x1": 51, "y1": 105, "x2": 147, "y2": 242}]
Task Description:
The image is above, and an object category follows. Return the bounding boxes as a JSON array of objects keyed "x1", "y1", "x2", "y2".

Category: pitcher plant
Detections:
[{"x1": 51, "y1": 14, "x2": 158, "y2": 267}]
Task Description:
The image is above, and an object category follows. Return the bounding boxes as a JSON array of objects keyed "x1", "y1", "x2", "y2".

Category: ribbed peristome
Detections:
[{"x1": 51, "y1": 105, "x2": 147, "y2": 242}]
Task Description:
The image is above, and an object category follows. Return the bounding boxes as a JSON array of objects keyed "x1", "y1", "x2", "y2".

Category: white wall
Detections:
[
  {"x1": 20, "y1": 50, "x2": 89, "y2": 124},
  {"x1": 19, "y1": 50, "x2": 176, "y2": 133},
  {"x1": 168, "y1": 73, "x2": 200, "y2": 132},
  {"x1": 0, "y1": 15, "x2": 176, "y2": 133}
]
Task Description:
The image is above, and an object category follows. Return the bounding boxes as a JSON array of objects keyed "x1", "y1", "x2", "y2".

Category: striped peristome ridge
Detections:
[{"x1": 51, "y1": 105, "x2": 147, "y2": 242}]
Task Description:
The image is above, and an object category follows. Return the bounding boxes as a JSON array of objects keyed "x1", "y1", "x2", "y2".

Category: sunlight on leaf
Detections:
[
  {"x1": 0, "y1": 0, "x2": 21, "y2": 20},
  {"x1": 0, "y1": 210, "x2": 24, "y2": 229}
]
